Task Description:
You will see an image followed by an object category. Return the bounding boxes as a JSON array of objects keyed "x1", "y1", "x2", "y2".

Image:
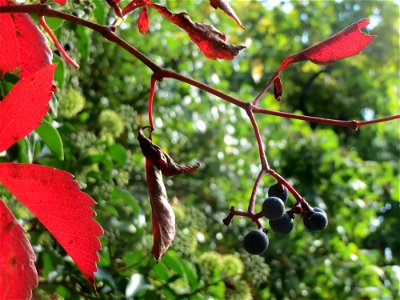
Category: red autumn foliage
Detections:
[
  {"x1": 254, "y1": 18, "x2": 376, "y2": 104},
  {"x1": 149, "y1": 3, "x2": 245, "y2": 60},
  {"x1": 0, "y1": 163, "x2": 103, "y2": 286},
  {"x1": 209, "y1": 0, "x2": 244, "y2": 29},
  {"x1": 0, "y1": 199, "x2": 38, "y2": 300},
  {"x1": 273, "y1": 77, "x2": 283, "y2": 102},
  {"x1": 0, "y1": 2, "x2": 104, "y2": 294},
  {"x1": 277, "y1": 18, "x2": 376, "y2": 75},
  {"x1": 138, "y1": 7, "x2": 150, "y2": 34},
  {"x1": 146, "y1": 160, "x2": 175, "y2": 262},
  {"x1": 122, "y1": 0, "x2": 147, "y2": 16},
  {"x1": 0, "y1": 64, "x2": 56, "y2": 153},
  {"x1": 0, "y1": 0, "x2": 52, "y2": 77},
  {"x1": 137, "y1": 128, "x2": 200, "y2": 176},
  {"x1": 53, "y1": 0, "x2": 67, "y2": 5}
]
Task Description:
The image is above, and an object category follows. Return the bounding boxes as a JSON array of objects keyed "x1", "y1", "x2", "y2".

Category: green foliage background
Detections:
[{"x1": 0, "y1": 0, "x2": 399, "y2": 299}]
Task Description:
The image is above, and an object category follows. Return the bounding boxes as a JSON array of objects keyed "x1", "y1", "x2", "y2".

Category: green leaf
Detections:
[
  {"x1": 152, "y1": 262, "x2": 169, "y2": 282},
  {"x1": 53, "y1": 56, "x2": 66, "y2": 88},
  {"x1": 46, "y1": 18, "x2": 64, "y2": 32},
  {"x1": 111, "y1": 187, "x2": 141, "y2": 216},
  {"x1": 76, "y1": 26, "x2": 90, "y2": 62},
  {"x1": 93, "y1": 0, "x2": 106, "y2": 24},
  {"x1": 162, "y1": 251, "x2": 186, "y2": 279},
  {"x1": 35, "y1": 119, "x2": 64, "y2": 160},
  {"x1": 180, "y1": 259, "x2": 199, "y2": 290},
  {"x1": 108, "y1": 143, "x2": 127, "y2": 167}
]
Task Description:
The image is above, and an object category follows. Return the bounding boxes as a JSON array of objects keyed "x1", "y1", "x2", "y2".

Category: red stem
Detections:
[
  {"x1": 148, "y1": 75, "x2": 157, "y2": 131},
  {"x1": 1, "y1": 4, "x2": 397, "y2": 227},
  {"x1": 39, "y1": 16, "x2": 79, "y2": 69},
  {"x1": 246, "y1": 108, "x2": 269, "y2": 170},
  {"x1": 247, "y1": 169, "x2": 265, "y2": 213},
  {"x1": 252, "y1": 57, "x2": 294, "y2": 106},
  {"x1": 223, "y1": 206, "x2": 263, "y2": 228},
  {"x1": 267, "y1": 169, "x2": 304, "y2": 203},
  {"x1": 253, "y1": 107, "x2": 400, "y2": 130}
]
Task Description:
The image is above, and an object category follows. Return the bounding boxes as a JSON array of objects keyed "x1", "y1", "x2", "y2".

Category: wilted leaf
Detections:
[
  {"x1": 209, "y1": 0, "x2": 244, "y2": 28},
  {"x1": 137, "y1": 127, "x2": 200, "y2": 176},
  {"x1": 149, "y1": 3, "x2": 245, "y2": 59},
  {"x1": 0, "y1": 199, "x2": 38, "y2": 300},
  {"x1": 0, "y1": 0, "x2": 52, "y2": 77},
  {"x1": 0, "y1": 163, "x2": 103, "y2": 286},
  {"x1": 273, "y1": 77, "x2": 283, "y2": 102},
  {"x1": 0, "y1": 64, "x2": 56, "y2": 153},
  {"x1": 138, "y1": 7, "x2": 149, "y2": 34},
  {"x1": 146, "y1": 160, "x2": 175, "y2": 262}
]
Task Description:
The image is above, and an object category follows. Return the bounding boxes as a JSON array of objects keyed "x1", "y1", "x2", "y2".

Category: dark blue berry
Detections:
[
  {"x1": 243, "y1": 230, "x2": 269, "y2": 255},
  {"x1": 269, "y1": 213, "x2": 294, "y2": 234},
  {"x1": 262, "y1": 197, "x2": 285, "y2": 220},
  {"x1": 267, "y1": 183, "x2": 289, "y2": 203},
  {"x1": 303, "y1": 207, "x2": 328, "y2": 231}
]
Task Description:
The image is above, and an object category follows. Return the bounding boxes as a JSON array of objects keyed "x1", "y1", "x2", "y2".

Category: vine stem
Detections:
[
  {"x1": 246, "y1": 108, "x2": 269, "y2": 170},
  {"x1": 39, "y1": 16, "x2": 79, "y2": 69},
  {"x1": 247, "y1": 169, "x2": 265, "y2": 214},
  {"x1": 1, "y1": 5, "x2": 397, "y2": 128},
  {"x1": 148, "y1": 75, "x2": 157, "y2": 132},
  {"x1": 1, "y1": 4, "x2": 398, "y2": 226},
  {"x1": 253, "y1": 107, "x2": 400, "y2": 130}
]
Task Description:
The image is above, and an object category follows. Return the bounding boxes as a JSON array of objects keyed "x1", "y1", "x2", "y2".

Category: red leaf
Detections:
[
  {"x1": 137, "y1": 127, "x2": 200, "y2": 176},
  {"x1": 122, "y1": 0, "x2": 146, "y2": 16},
  {"x1": 273, "y1": 77, "x2": 283, "y2": 102},
  {"x1": 0, "y1": 199, "x2": 38, "y2": 300},
  {"x1": 146, "y1": 160, "x2": 175, "y2": 262},
  {"x1": 0, "y1": 163, "x2": 103, "y2": 285},
  {"x1": 149, "y1": 3, "x2": 245, "y2": 60},
  {"x1": 0, "y1": 64, "x2": 56, "y2": 153},
  {"x1": 53, "y1": 0, "x2": 67, "y2": 5},
  {"x1": 277, "y1": 18, "x2": 376, "y2": 74},
  {"x1": 253, "y1": 19, "x2": 376, "y2": 105},
  {"x1": 209, "y1": 0, "x2": 244, "y2": 29},
  {"x1": 0, "y1": 0, "x2": 52, "y2": 77},
  {"x1": 138, "y1": 7, "x2": 149, "y2": 34}
]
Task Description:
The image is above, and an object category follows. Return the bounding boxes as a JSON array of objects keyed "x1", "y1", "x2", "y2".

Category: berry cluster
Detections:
[{"x1": 242, "y1": 183, "x2": 328, "y2": 255}]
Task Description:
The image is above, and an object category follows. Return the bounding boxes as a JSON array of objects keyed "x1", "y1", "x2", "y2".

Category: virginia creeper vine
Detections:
[{"x1": 1, "y1": 2, "x2": 399, "y2": 254}]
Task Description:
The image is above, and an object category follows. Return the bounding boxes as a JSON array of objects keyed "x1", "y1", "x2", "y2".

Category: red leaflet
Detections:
[
  {"x1": 137, "y1": 128, "x2": 200, "y2": 176},
  {"x1": 149, "y1": 4, "x2": 245, "y2": 60},
  {"x1": 273, "y1": 77, "x2": 283, "y2": 102},
  {"x1": 53, "y1": 0, "x2": 67, "y2": 5},
  {"x1": 138, "y1": 7, "x2": 149, "y2": 34},
  {"x1": 276, "y1": 18, "x2": 376, "y2": 75},
  {"x1": 291, "y1": 18, "x2": 376, "y2": 65},
  {"x1": 253, "y1": 19, "x2": 375, "y2": 105},
  {"x1": 0, "y1": 64, "x2": 56, "y2": 153},
  {"x1": 209, "y1": 0, "x2": 244, "y2": 29},
  {"x1": 0, "y1": 0, "x2": 52, "y2": 77},
  {"x1": 122, "y1": 0, "x2": 147, "y2": 17},
  {"x1": 0, "y1": 163, "x2": 103, "y2": 286},
  {"x1": 146, "y1": 160, "x2": 175, "y2": 262},
  {"x1": 0, "y1": 199, "x2": 38, "y2": 300}
]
